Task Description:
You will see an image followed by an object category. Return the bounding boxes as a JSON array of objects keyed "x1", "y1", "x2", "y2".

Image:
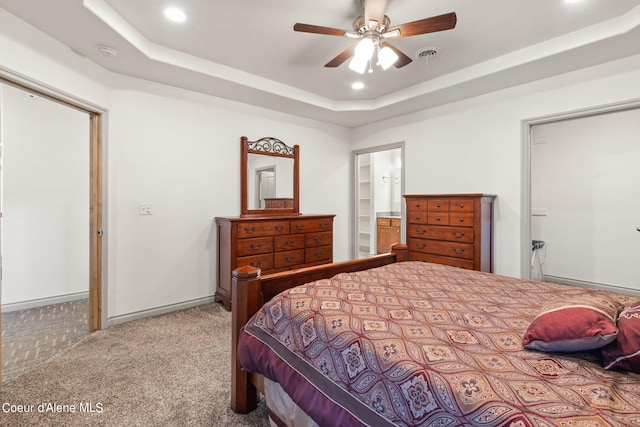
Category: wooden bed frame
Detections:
[{"x1": 230, "y1": 243, "x2": 409, "y2": 413}]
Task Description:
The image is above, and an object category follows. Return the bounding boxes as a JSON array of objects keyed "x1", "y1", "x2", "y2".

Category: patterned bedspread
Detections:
[{"x1": 238, "y1": 261, "x2": 640, "y2": 426}]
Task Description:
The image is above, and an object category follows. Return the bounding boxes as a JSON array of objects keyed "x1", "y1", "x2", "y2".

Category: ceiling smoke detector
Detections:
[
  {"x1": 98, "y1": 45, "x2": 118, "y2": 58},
  {"x1": 415, "y1": 46, "x2": 440, "y2": 60}
]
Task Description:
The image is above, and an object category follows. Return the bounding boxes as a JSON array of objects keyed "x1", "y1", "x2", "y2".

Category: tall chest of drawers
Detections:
[
  {"x1": 403, "y1": 194, "x2": 496, "y2": 272},
  {"x1": 215, "y1": 214, "x2": 335, "y2": 310}
]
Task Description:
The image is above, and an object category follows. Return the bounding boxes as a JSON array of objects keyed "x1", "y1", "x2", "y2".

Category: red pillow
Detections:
[
  {"x1": 602, "y1": 301, "x2": 640, "y2": 372},
  {"x1": 522, "y1": 297, "x2": 619, "y2": 352}
]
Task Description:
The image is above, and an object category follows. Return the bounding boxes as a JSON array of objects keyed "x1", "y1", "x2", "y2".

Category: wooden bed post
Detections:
[
  {"x1": 390, "y1": 243, "x2": 409, "y2": 262},
  {"x1": 231, "y1": 265, "x2": 262, "y2": 413}
]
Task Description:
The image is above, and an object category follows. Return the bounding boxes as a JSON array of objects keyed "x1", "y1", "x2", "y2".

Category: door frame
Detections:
[
  {"x1": 352, "y1": 142, "x2": 405, "y2": 259},
  {"x1": 0, "y1": 71, "x2": 106, "y2": 335},
  {"x1": 520, "y1": 98, "x2": 640, "y2": 279}
]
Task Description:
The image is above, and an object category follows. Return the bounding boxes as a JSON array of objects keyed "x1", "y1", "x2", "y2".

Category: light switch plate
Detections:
[{"x1": 139, "y1": 203, "x2": 153, "y2": 215}]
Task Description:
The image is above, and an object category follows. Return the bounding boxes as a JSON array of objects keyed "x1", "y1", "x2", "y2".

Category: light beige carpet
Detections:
[{"x1": 0, "y1": 303, "x2": 269, "y2": 426}]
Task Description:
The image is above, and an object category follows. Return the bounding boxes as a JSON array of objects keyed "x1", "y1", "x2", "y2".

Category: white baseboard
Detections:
[
  {"x1": 2, "y1": 291, "x2": 89, "y2": 312},
  {"x1": 105, "y1": 296, "x2": 218, "y2": 328},
  {"x1": 544, "y1": 275, "x2": 640, "y2": 297}
]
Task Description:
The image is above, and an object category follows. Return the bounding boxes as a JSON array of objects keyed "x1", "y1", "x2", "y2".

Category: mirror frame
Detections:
[{"x1": 241, "y1": 136, "x2": 300, "y2": 216}]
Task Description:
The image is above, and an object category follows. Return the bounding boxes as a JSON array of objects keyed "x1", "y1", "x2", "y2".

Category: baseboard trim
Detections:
[
  {"x1": 544, "y1": 275, "x2": 640, "y2": 297},
  {"x1": 2, "y1": 291, "x2": 89, "y2": 312},
  {"x1": 105, "y1": 296, "x2": 218, "y2": 328}
]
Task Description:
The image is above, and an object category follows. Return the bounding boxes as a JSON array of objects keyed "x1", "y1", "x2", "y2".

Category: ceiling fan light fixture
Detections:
[{"x1": 378, "y1": 46, "x2": 398, "y2": 70}]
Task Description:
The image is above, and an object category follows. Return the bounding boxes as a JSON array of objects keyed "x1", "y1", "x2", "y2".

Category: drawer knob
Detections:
[
  {"x1": 451, "y1": 247, "x2": 465, "y2": 255},
  {"x1": 314, "y1": 252, "x2": 323, "y2": 258},
  {"x1": 296, "y1": 224, "x2": 305, "y2": 231},
  {"x1": 458, "y1": 218, "x2": 465, "y2": 223},
  {"x1": 285, "y1": 256, "x2": 296, "y2": 263},
  {"x1": 416, "y1": 228, "x2": 426, "y2": 235},
  {"x1": 314, "y1": 237, "x2": 323, "y2": 243},
  {"x1": 244, "y1": 226, "x2": 255, "y2": 234},
  {"x1": 250, "y1": 261, "x2": 261, "y2": 267},
  {"x1": 250, "y1": 243, "x2": 262, "y2": 251},
  {"x1": 451, "y1": 232, "x2": 465, "y2": 239},
  {"x1": 436, "y1": 216, "x2": 441, "y2": 221},
  {"x1": 436, "y1": 203, "x2": 441, "y2": 208},
  {"x1": 274, "y1": 225, "x2": 285, "y2": 232},
  {"x1": 320, "y1": 223, "x2": 328, "y2": 228},
  {"x1": 459, "y1": 204, "x2": 464, "y2": 208},
  {"x1": 417, "y1": 242, "x2": 427, "y2": 249},
  {"x1": 285, "y1": 240, "x2": 295, "y2": 246}
]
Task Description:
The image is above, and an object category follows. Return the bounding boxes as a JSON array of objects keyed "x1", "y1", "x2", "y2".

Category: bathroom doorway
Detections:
[{"x1": 353, "y1": 143, "x2": 404, "y2": 259}]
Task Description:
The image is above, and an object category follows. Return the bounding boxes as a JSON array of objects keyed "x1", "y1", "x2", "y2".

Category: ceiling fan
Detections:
[{"x1": 293, "y1": 0, "x2": 456, "y2": 73}]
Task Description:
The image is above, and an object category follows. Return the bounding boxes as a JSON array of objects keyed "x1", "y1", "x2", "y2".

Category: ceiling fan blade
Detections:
[
  {"x1": 293, "y1": 23, "x2": 347, "y2": 37},
  {"x1": 324, "y1": 44, "x2": 356, "y2": 67},
  {"x1": 387, "y1": 12, "x2": 457, "y2": 38},
  {"x1": 384, "y1": 43, "x2": 412, "y2": 68},
  {"x1": 363, "y1": 0, "x2": 389, "y2": 30}
]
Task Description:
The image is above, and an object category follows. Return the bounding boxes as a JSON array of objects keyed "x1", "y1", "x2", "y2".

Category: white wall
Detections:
[
  {"x1": 0, "y1": 9, "x2": 352, "y2": 322},
  {"x1": 531, "y1": 108, "x2": 640, "y2": 289},
  {"x1": 352, "y1": 54, "x2": 640, "y2": 279},
  {"x1": 106, "y1": 80, "x2": 350, "y2": 317},
  {"x1": 1, "y1": 84, "x2": 89, "y2": 305}
]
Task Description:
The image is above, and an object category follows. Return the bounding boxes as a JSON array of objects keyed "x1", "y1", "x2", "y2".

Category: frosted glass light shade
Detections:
[
  {"x1": 349, "y1": 55, "x2": 368, "y2": 74},
  {"x1": 354, "y1": 37, "x2": 375, "y2": 59},
  {"x1": 378, "y1": 46, "x2": 399, "y2": 70}
]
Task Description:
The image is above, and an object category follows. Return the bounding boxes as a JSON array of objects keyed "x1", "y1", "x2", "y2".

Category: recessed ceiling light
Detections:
[
  {"x1": 164, "y1": 7, "x2": 186, "y2": 23},
  {"x1": 564, "y1": 0, "x2": 582, "y2": 3},
  {"x1": 352, "y1": 82, "x2": 365, "y2": 90}
]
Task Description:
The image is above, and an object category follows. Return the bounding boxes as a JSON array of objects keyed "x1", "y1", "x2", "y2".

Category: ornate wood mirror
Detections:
[{"x1": 241, "y1": 136, "x2": 300, "y2": 216}]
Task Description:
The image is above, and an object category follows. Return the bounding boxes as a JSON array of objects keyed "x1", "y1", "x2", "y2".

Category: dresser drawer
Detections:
[
  {"x1": 428, "y1": 212, "x2": 449, "y2": 225},
  {"x1": 305, "y1": 245, "x2": 332, "y2": 263},
  {"x1": 290, "y1": 218, "x2": 333, "y2": 233},
  {"x1": 236, "y1": 253, "x2": 273, "y2": 271},
  {"x1": 409, "y1": 225, "x2": 474, "y2": 243},
  {"x1": 407, "y1": 199, "x2": 428, "y2": 211},
  {"x1": 408, "y1": 238, "x2": 474, "y2": 260},
  {"x1": 274, "y1": 249, "x2": 305, "y2": 268},
  {"x1": 408, "y1": 211, "x2": 428, "y2": 224},
  {"x1": 428, "y1": 200, "x2": 449, "y2": 211},
  {"x1": 449, "y1": 213, "x2": 474, "y2": 228},
  {"x1": 273, "y1": 234, "x2": 305, "y2": 251},
  {"x1": 237, "y1": 220, "x2": 290, "y2": 238},
  {"x1": 409, "y1": 253, "x2": 474, "y2": 270},
  {"x1": 450, "y1": 199, "x2": 474, "y2": 213},
  {"x1": 305, "y1": 231, "x2": 332, "y2": 248},
  {"x1": 236, "y1": 237, "x2": 273, "y2": 256}
]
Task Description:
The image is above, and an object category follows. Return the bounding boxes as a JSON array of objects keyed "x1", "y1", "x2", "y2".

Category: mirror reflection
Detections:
[{"x1": 247, "y1": 154, "x2": 294, "y2": 210}]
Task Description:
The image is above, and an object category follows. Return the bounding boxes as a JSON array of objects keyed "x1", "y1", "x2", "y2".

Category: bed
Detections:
[{"x1": 231, "y1": 244, "x2": 640, "y2": 426}]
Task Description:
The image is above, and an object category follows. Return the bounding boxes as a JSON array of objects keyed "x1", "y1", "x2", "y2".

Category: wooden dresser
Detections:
[
  {"x1": 215, "y1": 214, "x2": 335, "y2": 310},
  {"x1": 404, "y1": 194, "x2": 496, "y2": 272}
]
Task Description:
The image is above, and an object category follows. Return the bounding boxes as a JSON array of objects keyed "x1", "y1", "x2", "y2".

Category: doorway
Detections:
[
  {"x1": 521, "y1": 100, "x2": 640, "y2": 294},
  {"x1": 255, "y1": 166, "x2": 276, "y2": 208},
  {"x1": 0, "y1": 78, "x2": 103, "y2": 385},
  {"x1": 353, "y1": 143, "x2": 404, "y2": 259}
]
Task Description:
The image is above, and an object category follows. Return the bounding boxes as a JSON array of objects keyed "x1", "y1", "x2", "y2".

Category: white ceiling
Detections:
[{"x1": 2, "y1": 0, "x2": 640, "y2": 127}]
